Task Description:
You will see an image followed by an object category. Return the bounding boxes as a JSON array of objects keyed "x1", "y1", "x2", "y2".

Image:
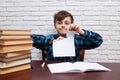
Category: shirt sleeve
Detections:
[
  {"x1": 30, "y1": 34, "x2": 53, "y2": 50},
  {"x1": 75, "y1": 30, "x2": 103, "y2": 49}
]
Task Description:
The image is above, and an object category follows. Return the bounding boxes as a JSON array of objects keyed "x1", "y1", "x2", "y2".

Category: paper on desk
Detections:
[
  {"x1": 47, "y1": 62, "x2": 111, "y2": 74},
  {"x1": 53, "y1": 31, "x2": 77, "y2": 57}
]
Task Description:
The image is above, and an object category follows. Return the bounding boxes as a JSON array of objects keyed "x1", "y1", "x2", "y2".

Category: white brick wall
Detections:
[{"x1": 0, "y1": 0, "x2": 120, "y2": 63}]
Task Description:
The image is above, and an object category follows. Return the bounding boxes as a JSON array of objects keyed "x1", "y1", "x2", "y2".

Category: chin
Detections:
[{"x1": 61, "y1": 32, "x2": 67, "y2": 35}]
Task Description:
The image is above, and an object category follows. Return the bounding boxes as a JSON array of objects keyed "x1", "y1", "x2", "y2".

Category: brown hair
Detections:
[{"x1": 54, "y1": 10, "x2": 74, "y2": 25}]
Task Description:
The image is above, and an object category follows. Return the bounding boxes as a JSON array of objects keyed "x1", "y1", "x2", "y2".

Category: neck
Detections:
[{"x1": 59, "y1": 34, "x2": 67, "y2": 38}]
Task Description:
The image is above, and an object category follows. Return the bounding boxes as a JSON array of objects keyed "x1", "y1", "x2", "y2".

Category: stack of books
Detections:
[{"x1": 0, "y1": 30, "x2": 32, "y2": 74}]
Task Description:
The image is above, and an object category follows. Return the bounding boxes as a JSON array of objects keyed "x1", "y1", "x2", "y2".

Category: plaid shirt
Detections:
[{"x1": 31, "y1": 30, "x2": 103, "y2": 62}]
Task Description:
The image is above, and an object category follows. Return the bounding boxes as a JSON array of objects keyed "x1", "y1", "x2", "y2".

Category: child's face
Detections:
[{"x1": 55, "y1": 17, "x2": 71, "y2": 36}]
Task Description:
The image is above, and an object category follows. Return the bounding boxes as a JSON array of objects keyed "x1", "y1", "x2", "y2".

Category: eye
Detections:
[
  {"x1": 57, "y1": 21, "x2": 62, "y2": 24},
  {"x1": 65, "y1": 22, "x2": 70, "y2": 25}
]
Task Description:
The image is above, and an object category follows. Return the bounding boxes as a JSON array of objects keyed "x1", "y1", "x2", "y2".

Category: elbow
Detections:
[{"x1": 95, "y1": 38, "x2": 103, "y2": 48}]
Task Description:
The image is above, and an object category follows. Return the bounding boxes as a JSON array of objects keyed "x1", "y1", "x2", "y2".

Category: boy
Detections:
[{"x1": 31, "y1": 10, "x2": 103, "y2": 62}]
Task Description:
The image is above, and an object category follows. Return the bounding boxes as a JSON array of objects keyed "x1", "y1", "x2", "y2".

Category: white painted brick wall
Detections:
[{"x1": 0, "y1": 0, "x2": 120, "y2": 63}]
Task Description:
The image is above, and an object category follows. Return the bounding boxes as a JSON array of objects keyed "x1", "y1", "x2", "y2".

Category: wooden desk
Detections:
[{"x1": 1, "y1": 61, "x2": 120, "y2": 80}]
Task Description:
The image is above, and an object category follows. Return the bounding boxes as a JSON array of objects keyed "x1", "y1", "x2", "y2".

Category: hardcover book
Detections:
[
  {"x1": 0, "y1": 39, "x2": 32, "y2": 45},
  {"x1": 0, "y1": 63, "x2": 31, "y2": 74},
  {"x1": 0, "y1": 35, "x2": 31, "y2": 40},
  {"x1": 0, "y1": 30, "x2": 31, "y2": 35},
  {"x1": 0, "y1": 58, "x2": 31, "y2": 68},
  {"x1": 0, "y1": 53, "x2": 31, "y2": 62},
  {"x1": 0, "y1": 44, "x2": 32, "y2": 53},
  {"x1": 0, "y1": 50, "x2": 31, "y2": 58}
]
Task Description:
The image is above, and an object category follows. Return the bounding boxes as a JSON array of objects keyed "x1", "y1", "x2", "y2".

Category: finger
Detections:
[
  {"x1": 75, "y1": 25, "x2": 79, "y2": 30},
  {"x1": 69, "y1": 24, "x2": 75, "y2": 30}
]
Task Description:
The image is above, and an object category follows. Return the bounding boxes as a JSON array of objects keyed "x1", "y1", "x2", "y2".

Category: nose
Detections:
[{"x1": 62, "y1": 23, "x2": 65, "y2": 28}]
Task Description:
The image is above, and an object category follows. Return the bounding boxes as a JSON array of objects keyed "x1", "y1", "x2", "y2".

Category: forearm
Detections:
[
  {"x1": 31, "y1": 34, "x2": 45, "y2": 44},
  {"x1": 76, "y1": 30, "x2": 103, "y2": 49},
  {"x1": 30, "y1": 34, "x2": 47, "y2": 49}
]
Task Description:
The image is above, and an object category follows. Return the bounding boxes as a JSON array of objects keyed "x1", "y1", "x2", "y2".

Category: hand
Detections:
[{"x1": 69, "y1": 24, "x2": 85, "y2": 35}]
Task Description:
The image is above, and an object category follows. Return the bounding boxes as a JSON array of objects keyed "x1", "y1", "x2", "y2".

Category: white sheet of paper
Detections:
[
  {"x1": 53, "y1": 37, "x2": 75, "y2": 57},
  {"x1": 53, "y1": 31, "x2": 77, "y2": 57},
  {"x1": 67, "y1": 31, "x2": 77, "y2": 38}
]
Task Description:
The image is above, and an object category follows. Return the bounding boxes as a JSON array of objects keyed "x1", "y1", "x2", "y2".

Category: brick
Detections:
[
  {"x1": 110, "y1": 36, "x2": 120, "y2": 41},
  {"x1": 108, "y1": 55, "x2": 120, "y2": 59},
  {"x1": 97, "y1": 31, "x2": 119, "y2": 36},
  {"x1": 97, "y1": 59, "x2": 115, "y2": 63},
  {"x1": 99, "y1": 21, "x2": 119, "y2": 26},
  {"x1": 0, "y1": 7, "x2": 6, "y2": 11},
  {"x1": 0, "y1": 17, "x2": 6, "y2": 20},
  {"x1": 23, "y1": 16, "x2": 39, "y2": 21},
  {"x1": 23, "y1": 7, "x2": 40, "y2": 11},
  {"x1": 103, "y1": 40, "x2": 118, "y2": 45},
  {"x1": 83, "y1": 11, "x2": 101, "y2": 16},
  {"x1": 7, "y1": 16, "x2": 23, "y2": 20},
  {"x1": 7, "y1": 7, "x2": 23, "y2": 11},
  {"x1": 0, "y1": 12, "x2": 31, "y2": 16},
  {"x1": 107, "y1": 45, "x2": 120, "y2": 49},
  {"x1": 91, "y1": 26, "x2": 120, "y2": 31},
  {"x1": 0, "y1": 2, "x2": 14, "y2": 7},
  {"x1": 82, "y1": 21, "x2": 99, "y2": 26}
]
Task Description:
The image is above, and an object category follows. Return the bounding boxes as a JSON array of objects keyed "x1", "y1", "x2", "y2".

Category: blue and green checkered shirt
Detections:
[{"x1": 31, "y1": 30, "x2": 103, "y2": 62}]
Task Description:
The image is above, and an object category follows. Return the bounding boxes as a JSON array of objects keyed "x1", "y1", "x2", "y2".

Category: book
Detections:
[
  {"x1": 0, "y1": 50, "x2": 31, "y2": 58},
  {"x1": 0, "y1": 53, "x2": 31, "y2": 62},
  {"x1": 0, "y1": 30, "x2": 31, "y2": 35},
  {"x1": 0, "y1": 58, "x2": 31, "y2": 68},
  {"x1": 0, "y1": 39, "x2": 32, "y2": 45},
  {"x1": 0, "y1": 63, "x2": 31, "y2": 74},
  {"x1": 0, "y1": 35, "x2": 31, "y2": 40},
  {"x1": 0, "y1": 44, "x2": 32, "y2": 53},
  {"x1": 47, "y1": 62, "x2": 111, "y2": 74}
]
